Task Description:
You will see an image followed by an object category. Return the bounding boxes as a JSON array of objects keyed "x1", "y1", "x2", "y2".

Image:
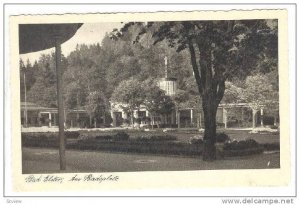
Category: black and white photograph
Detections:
[
  {"x1": 19, "y1": 19, "x2": 280, "y2": 174},
  {"x1": 3, "y1": 5, "x2": 296, "y2": 198}
]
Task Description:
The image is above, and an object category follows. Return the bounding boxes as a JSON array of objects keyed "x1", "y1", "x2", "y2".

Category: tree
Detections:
[
  {"x1": 143, "y1": 81, "x2": 165, "y2": 128},
  {"x1": 242, "y1": 74, "x2": 277, "y2": 128},
  {"x1": 85, "y1": 91, "x2": 109, "y2": 128},
  {"x1": 111, "y1": 78, "x2": 146, "y2": 127},
  {"x1": 222, "y1": 81, "x2": 244, "y2": 104},
  {"x1": 171, "y1": 89, "x2": 189, "y2": 128},
  {"x1": 264, "y1": 70, "x2": 279, "y2": 125},
  {"x1": 20, "y1": 59, "x2": 38, "y2": 102},
  {"x1": 143, "y1": 80, "x2": 175, "y2": 128},
  {"x1": 113, "y1": 20, "x2": 277, "y2": 160},
  {"x1": 222, "y1": 74, "x2": 279, "y2": 128}
]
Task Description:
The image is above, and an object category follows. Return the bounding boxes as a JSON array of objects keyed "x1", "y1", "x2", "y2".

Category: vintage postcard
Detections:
[{"x1": 9, "y1": 9, "x2": 290, "y2": 193}]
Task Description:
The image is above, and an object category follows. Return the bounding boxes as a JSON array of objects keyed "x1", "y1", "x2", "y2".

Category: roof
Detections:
[
  {"x1": 20, "y1": 102, "x2": 87, "y2": 113},
  {"x1": 159, "y1": 77, "x2": 177, "y2": 81},
  {"x1": 20, "y1": 102, "x2": 57, "y2": 111},
  {"x1": 19, "y1": 24, "x2": 82, "y2": 54}
]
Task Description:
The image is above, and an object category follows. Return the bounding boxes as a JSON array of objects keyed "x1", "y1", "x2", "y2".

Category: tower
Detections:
[{"x1": 158, "y1": 56, "x2": 177, "y2": 96}]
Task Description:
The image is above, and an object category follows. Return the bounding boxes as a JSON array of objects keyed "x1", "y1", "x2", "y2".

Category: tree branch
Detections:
[
  {"x1": 216, "y1": 80, "x2": 225, "y2": 106},
  {"x1": 188, "y1": 41, "x2": 203, "y2": 94}
]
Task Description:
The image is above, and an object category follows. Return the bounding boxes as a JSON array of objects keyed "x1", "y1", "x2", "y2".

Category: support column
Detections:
[
  {"x1": 55, "y1": 38, "x2": 66, "y2": 170},
  {"x1": 48, "y1": 112, "x2": 52, "y2": 127},
  {"x1": 38, "y1": 112, "x2": 41, "y2": 126},
  {"x1": 76, "y1": 112, "x2": 80, "y2": 127},
  {"x1": 177, "y1": 110, "x2": 181, "y2": 128},
  {"x1": 260, "y1": 108, "x2": 264, "y2": 127},
  {"x1": 53, "y1": 113, "x2": 56, "y2": 126},
  {"x1": 223, "y1": 108, "x2": 227, "y2": 129},
  {"x1": 171, "y1": 111, "x2": 175, "y2": 125},
  {"x1": 190, "y1": 109, "x2": 194, "y2": 127},
  {"x1": 134, "y1": 110, "x2": 138, "y2": 118},
  {"x1": 23, "y1": 72, "x2": 28, "y2": 127},
  {"x1": 252, "y1": 108, "x2": 257, "y2": 129},
  {"x1": 103, "y1": 112, "x2": 106, "y2": 125},
  {"x1": 199, "y1": 112, "x2": 202, "y2": 129},
  {"x1": 111, "y1": 111, "x2": 116, "y2": 127},
  {"x1": 122, "y1": 111, "x2": 128, "y2": 120}
]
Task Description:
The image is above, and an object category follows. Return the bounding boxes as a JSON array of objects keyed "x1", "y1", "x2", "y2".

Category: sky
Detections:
[{"x1": 19, "y1": 22, "x2": 123, "y2": 64}]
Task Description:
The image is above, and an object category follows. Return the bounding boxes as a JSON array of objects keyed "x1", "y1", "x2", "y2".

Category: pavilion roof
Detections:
[{"x1": 19, "y1": 23, "x2": 82, "y2": 54}]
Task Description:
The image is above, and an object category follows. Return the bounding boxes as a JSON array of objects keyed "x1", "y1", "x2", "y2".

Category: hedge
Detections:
[
  {"x1": 76, "y1": 139, "x2": 202, "y2": 156},
  {"x1": 21, "y1": 132, "x2": 277, "y2": 157}
]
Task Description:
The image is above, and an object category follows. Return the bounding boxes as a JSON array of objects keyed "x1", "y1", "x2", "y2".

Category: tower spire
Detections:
[{"x1": 164, "y1": 56, "x2": 168, "y2": 78}]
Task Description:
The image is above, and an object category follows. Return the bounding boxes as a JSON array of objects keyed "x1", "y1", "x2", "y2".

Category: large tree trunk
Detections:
[
  {"x1": 187, "y1": 40, "x2": 225, "y2": 161},
  {"x1": 202, "y1": 96, "x2": 218, "y2": 161}
]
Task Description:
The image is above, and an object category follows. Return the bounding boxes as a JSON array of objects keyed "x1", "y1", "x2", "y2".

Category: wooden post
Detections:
[{"x1": 55, "y1": 38, "x2": 66, "y2": 170}]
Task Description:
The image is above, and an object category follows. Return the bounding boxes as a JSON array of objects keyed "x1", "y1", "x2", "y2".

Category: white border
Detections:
[{"x1": 1, "y1": 1, "x2": 297, "y2": 201}]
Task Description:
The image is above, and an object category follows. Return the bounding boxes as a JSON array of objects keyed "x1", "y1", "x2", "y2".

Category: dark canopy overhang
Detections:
[{"x1": 19, "y1": 23, "x2": 82, "y2": 54}]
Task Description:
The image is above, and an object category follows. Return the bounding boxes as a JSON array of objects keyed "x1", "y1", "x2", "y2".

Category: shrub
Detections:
[
  {"x1": 65, "y1": 131, "x2": 80, "y2": 139},
  {"x1": 189, "y1": 135, "x2": 203, "y2": 145},
  {"x1": 269, "y1": 125, "x2": 278, "y2": 129},
  {"x1": 223, "y1": 139, "x2": 259, "y2": 150},
  {"x1": 95, "y1": 135, "x2": 113, "y2": 141},
  {"x1": 216, "y1": 122, "x2": 225, "y2": 127},
  {"x1": 78, "y1": 133, "x2": 89, "y2": 141},
  {"x1": 216, "y1": 132, "x2": 230, "y2": 143},
  {"x1": 135, "y1": 133, "x2": 177, "y2": 141},
  {"x1": 263, "y1": 143, "x2": 280, "y2": 151},
  {"x1": 113, "y1": 131, "x2": 130, "y2": 141}
]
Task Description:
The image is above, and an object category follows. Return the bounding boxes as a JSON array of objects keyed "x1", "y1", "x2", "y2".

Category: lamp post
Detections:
[
  {"x1": 23, "y1": 71, "x2": 28, "y2": 127},
  {"x1": 19, "y1": 23, "x2": 82, "y2": 171},
  {"x1": 54, "y1": 36, "x2": 66, "y2": 170}
]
